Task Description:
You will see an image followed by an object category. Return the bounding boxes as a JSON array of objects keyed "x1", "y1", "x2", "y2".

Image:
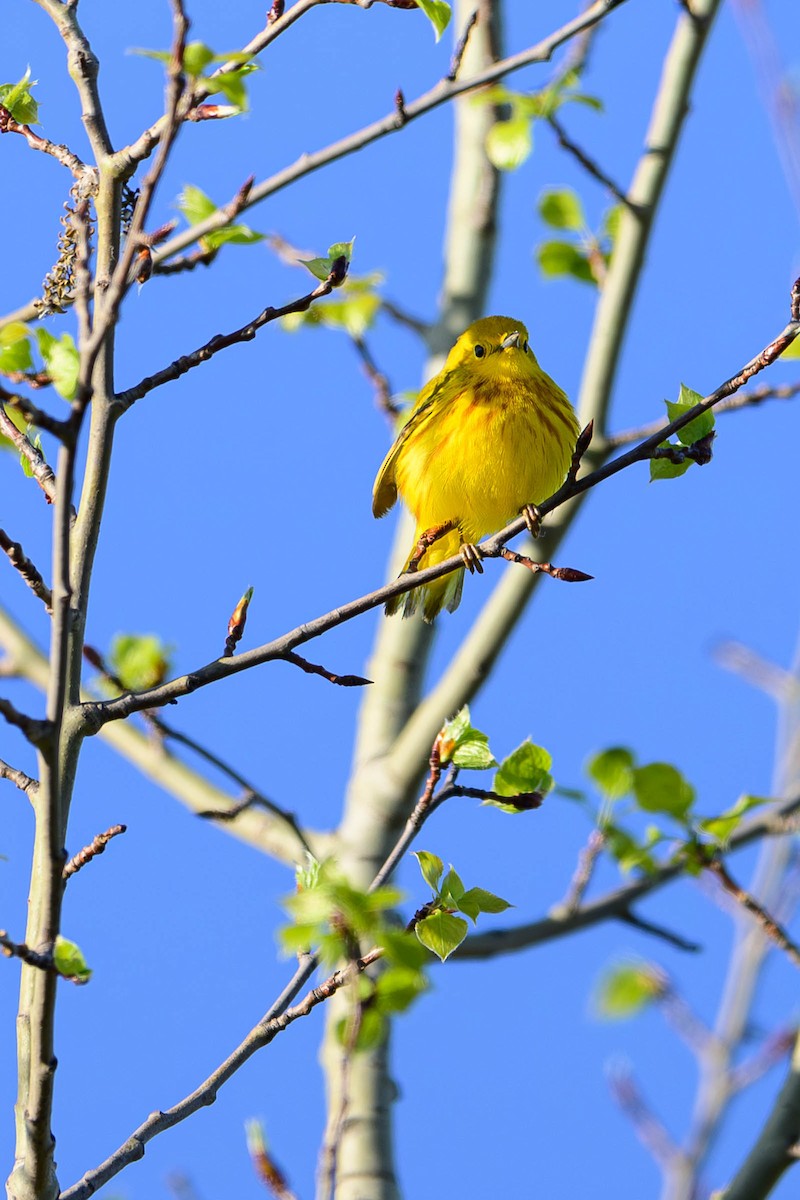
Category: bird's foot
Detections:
[
  {"x1": 521, "y1": 504, "x2": 543, "y2": 539},
  {"x1": 460, "y1": 542, "x2": 484, "y2": 574},
  {"x1": 406, "y1": 521, "x2": 456, "y2": 573}
]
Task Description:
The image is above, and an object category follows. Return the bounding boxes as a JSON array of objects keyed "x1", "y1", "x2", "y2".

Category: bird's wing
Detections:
[{"x1": 371, "y1": 373, "x2": 453, "y2": 518}]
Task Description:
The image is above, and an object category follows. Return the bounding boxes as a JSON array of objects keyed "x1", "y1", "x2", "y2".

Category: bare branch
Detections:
[
  {"x1": 457, "y1": 792, "x2": 800, "y2": 960},
  {"x1": 0, "y1": 104, "x2": 95, "y2": 183},
  {"x1": 114, "y1": 261, "x2": 348, "y2": 413},
  {"x1": 81, "y1": 279, "x2": 799, "y2": 731},
  {"x1": 0, "y1": 930, "x2": 53, "y2": 972},
  {"x1": 0, "y1": 407, "x2": 58, "y2": 504},
  {"x1": 281, "y1": 651, "x2": 371, "y2": 689},
  {"x1": 0, "y1": 757, "x2": 39, "y2": 798},
  {"x1": 609, "y1": 1063, "x2": 686, "y2": 1173},
  {"x1": 548, "y1": 113, "x2": 632, "y2": 207},
  {"x1": 706, "y1": 857, "x2": 800, "y2": 969},
  {"x1": 607, "y1": 380, "x2": 800, "y2": 449},
  {"x1": 0, "y1": 529, "x2": 53, "y2": 611},
  {"x1": 149, "y1": 0, "x2": 630, "y2": 267},
  {"x1": 0, "y1": 697, "x2": 50, "y2": 747},
  {"x1": 62, "y1": 825, "x2": 127, "y2": 880},
  {"x1": 156, "y1": 717, "x2": 314, "y2": 861}
]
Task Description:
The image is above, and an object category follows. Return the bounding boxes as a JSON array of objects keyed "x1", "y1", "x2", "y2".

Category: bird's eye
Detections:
[{"x1": 474, "y1": 344, "x2": 486, "y2": 358}]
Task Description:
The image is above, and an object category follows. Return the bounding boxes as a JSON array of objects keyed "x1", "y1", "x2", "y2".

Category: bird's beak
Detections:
[{"x1": 501, "y1": 331, "x2": 521, "y2": 350}]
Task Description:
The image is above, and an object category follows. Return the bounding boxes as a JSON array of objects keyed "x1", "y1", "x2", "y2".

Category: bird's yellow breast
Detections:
[{"x1": 395, "y1": 372, "x2": 577, "y2": 544}]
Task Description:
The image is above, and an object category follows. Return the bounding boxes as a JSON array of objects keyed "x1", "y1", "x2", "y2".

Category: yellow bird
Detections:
[{"x1": 372, "y1": 315, "x2": 579, "y2": 622}]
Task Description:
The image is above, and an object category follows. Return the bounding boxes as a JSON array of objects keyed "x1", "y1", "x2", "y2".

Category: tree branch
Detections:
[
  {"x1": 455, "y1": 791, "x2": 800, "y2": 960},
  {"x1": 114, "y1": 260, "x2": 349, "y2": 413},
  {"x1": 82, "y1": 278, "x2": 799, "y2": 730}
]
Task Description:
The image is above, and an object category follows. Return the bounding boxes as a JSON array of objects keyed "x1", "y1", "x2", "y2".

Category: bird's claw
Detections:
[
  {"x1": 460, "y1": 543, "x2": 484, "y2": 574},
  {"x1": 521, "y1": 504, "x2": 543, "y2": 539}
]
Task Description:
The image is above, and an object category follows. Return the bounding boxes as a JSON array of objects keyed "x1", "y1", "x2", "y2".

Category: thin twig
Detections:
[
  {"x1": 0, "y1": 697, "x2": 50, "y2": 746},
  {"x1": 706, "y1": 857, "x2": 800, "y2": 969},
  {"x1": 607, "y1": 380, "x2": 800, "y2": 449},
  {"x1": 0, "y1": 931, "x2": 53, "y2": 972},
  {"x1": 60, "y1": 727, "x2": 460, "y2": 1199},
  {"x1": 83, "y1": 275, "x2": 800, "y2": 730},
  {"x1": 560, "y1": 829, "x2": 606, "y2": 912},
  {"x1": 281, "y1": 651, "x2": 371, "y2": 688},
  {"x1": 608, "y1": 1064, "x2": 687, "y2": 1173},
  {"x1": 0, "y1": 104, "x2": 95, "y2": 183},
  {"x1": 350, "y1": 334, "x2": 398, "y2": 418},
  {"x1": 730, "y1": 1026, "x2": 797, "y2": 1093},
  {"x1": 154, "y1": 717, "x2": 313, "y2": 860},
  {"x1": 619, "y1": 911, "x2": 701, "y2": 953},
  {"x1": 448, "y1": 9, "x2": 480, "y2": 81},
  {"x1": 146, "y1": 0, "x2": 631, "y2": 267},
  {"x1": 380, "y1": 298, "x2": 430, "y2": 338},
  {"x1": 0, "y1": 387, "x2": 71, "y2": 438},
  {"x1": 548, "y1": 113, "x2": 633, "y2": 207},
  {"x1": 456, "y1": 791, "x2": 800, "y2": 960},
  {"x1": 0, "y1": 407, "x2": 58, "y2": 504},
  {"x1": 0, "y1": 529, "x2": 53, "y2": 611},
  {"x1": 114, "y1": 260, "x2": 348, "y2": 413},
  {"x1": 0, "y1": 757, "x2": 39, "y2": 798},
  {"x1": 62, "y1": 824, "x2": 127, "y2": 880}
]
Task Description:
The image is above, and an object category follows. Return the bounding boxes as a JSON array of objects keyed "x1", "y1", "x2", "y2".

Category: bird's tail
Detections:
[{"x1": 385, "y1": 526, "x2": 464, "y2": 622}]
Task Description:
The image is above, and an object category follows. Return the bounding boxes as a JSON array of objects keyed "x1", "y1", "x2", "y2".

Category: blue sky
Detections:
[{"x1": 2, "y1": 1, "x2": 800, "y2": 1198}]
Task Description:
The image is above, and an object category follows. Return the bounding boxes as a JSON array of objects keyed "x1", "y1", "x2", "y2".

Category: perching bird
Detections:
[{"x1": 372, "y1": 315, "x2": 579, "y2": 622}]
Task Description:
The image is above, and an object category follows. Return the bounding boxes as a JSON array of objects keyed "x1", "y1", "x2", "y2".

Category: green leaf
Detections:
[
  {"x1": 439, "y1": 705, "x2": 471, "y2": 751},
  {"x1": 452, "y1": 730, "x2": 496, "y2": 770},
  {"x1": 456, "y1": 886, "x2": 511, "y2": 923},
  {"x1": 602, "y1": 205, "x2": 623, "y2": 243},
  {"x1": 414, "y1": 850, "x2": 444, "y2": 893},
  {"x1": 53, "y1": 936, "x2": 92, "y2": 984},
  {"x1": 440, "y1": 867, "x2": 465, "y2": 905},
  {"x1": 438, "y1": 705, "x2": 496, "y2": 769},
  {"x1": 0, "y1": 322, "x2": 33, "y2": 374},
  {"x1": 604, "y1": 823, "x2": 660, "y2": 875},
  {"x1": 0, "y1": 403, "x2": 29, "y2": 452},
  {"x1": 336, "y1": 1006, "x2": 386, "y2": 1051},
  {"x1": 203, "y1": 222, "x2": 263, "y2": 251},
  {"x1": 0, "y1": 69, "x2": 39, "y2": 125},
  {"x1": 666, "y1": 385, "x2": 714, "y2": 446},
  {"x1": 569, "y1": 92, "x2": 604, "y2": 112},
  {"x1": 632, "y1": 762, "x2": 695, "y2": 821},
  {"x1": 374, "y1": 965, "x2": 427, "y2": 1013},
  {"x1": 485, "y1": 117, "x2": 532, "y2": 171},
  {"x1": 300, "y1": 238, "x2": 355, "y2": 282},
  {"x1": 586, "y1": 747, "x2": 634, "y2": 800},
  {"x1": 20, "y1": 431, "x2": 43, "y2": 478},
  {"x1": 379, "y1": 928, "x2": 428, "y2": 969},
  {"x1": 415, "y1": 910, "x2": 468, "y2": 961},
  {"x1": 183, "y1": 41, "x2": 216, "y2": 76},
  {"x1": 493, "y1": 739, "x2": 553, "y2": 798},
  {"x1": 108, "y1": 633, "x2": 173, "y2": 692},
  {"x1": 294, "y1": 854, "x2": 322, "y2": 892},
  {"x1": 210, "y1": 64, "x2": 257, "y2": 111},
  {"x1": 698, "y1": 794, "x2": 772, "y2": 848},
  {"x1": 177, "y1": 183, "x2": 218, "y2": 225},
  {"x1": 594, "y1": 961, "x2": 664, "y2": 1020},
  {"x1": 650, "y1": 449, "x2": 692, "y2": 481},
  {"x1": 536, "y1": 240, "x2": 595, "y2": 285},
  {"x1": 538, "y1": 188, "x2": 585, "y2": 231},
  {"x1": 177, "y1": 184, "x2": 263, "y2": 251},
  {"x1": 284, "y1": 290, "x2": 380, "y2": 338},
  {"x1": 415, "y1": 0, "x2": 451, "y2": 41},
  {"x1": 35, "y1": 328, "x2": 79, "y2": 400},
  {"x1": 780, "y1": 337, "x2": 800, "y2": 359}
]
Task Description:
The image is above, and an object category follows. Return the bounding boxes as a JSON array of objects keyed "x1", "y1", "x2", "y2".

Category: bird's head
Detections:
[{"x1": 444, "y1": 315, "x2": 538, "y2": 379}]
